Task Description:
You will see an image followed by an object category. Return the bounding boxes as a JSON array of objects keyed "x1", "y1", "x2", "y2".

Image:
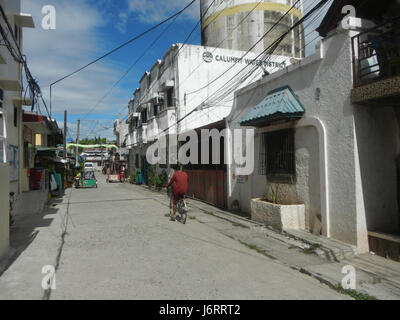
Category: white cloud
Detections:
[
  {"x1": 22, "y1": 0, "x2": 131, "y2": 119},
  {"x1": 127, "y1": 0, "x2": 200, "y2": 24},
  {"x1": 116, "y1": 11, "x2": 129, "y2": 33}
]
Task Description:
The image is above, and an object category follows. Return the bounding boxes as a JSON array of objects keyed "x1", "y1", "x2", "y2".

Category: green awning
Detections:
[{"x1": 239, "y1": 86, "x2": 305, "y2": 127}]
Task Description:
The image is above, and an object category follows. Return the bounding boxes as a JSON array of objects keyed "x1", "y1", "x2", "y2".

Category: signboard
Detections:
[{"x1": 202, "y1": 51, "x2": 287, "y2": 69}]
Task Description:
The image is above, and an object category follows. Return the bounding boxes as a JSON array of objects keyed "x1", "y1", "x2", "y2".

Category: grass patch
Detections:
[
  {"x1": 238, "y1": 240, "x2": 277, "y2": 260},
  {"x1": 333, "y1": 284, "x2": 377, "y2": 300},
  {"x1": 302, "y1": 244, "x2": 321, "y2": 255},
  {"x1": 231, "y1": 222, "x2": 249, "y2": 228},
  {"x1": 188, "y1": 216, "x2": 196, "y2": 220},
  {"x1": 203, "y1": 210, "x2": 214, "y2": 216}
]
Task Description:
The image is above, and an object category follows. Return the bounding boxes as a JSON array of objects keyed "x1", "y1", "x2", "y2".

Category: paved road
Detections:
[{"x1": 0, "y1": 175, "x2": 349, "y2": 299}]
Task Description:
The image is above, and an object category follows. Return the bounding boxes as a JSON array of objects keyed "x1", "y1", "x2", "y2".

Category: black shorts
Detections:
[{"x1": 173, "y1": 192, "x2": 185, "y2": 204}]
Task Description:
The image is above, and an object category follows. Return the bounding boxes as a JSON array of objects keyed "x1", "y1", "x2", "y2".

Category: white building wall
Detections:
[
  {"x1": 0, "y1": 0, "x2": 34, "y2": 196},
  {"x1": 176, "y1": 44, "x2": 291, "y2": 133},
  {"x1": 0, "y1": 163, "x2": 9, "y2": 260},
  {"x1": 0, "y1": 0, "x2": 22, "y2": 196},
  {"x1": 127, "y1": 43, "x2": 294, "y2": 175},
  {"x1": 201, "y1": 0, "x2": 304, "y2": 57},
  {"x1": 227, "y1": 28, "x2": 399, "y2": 252}
]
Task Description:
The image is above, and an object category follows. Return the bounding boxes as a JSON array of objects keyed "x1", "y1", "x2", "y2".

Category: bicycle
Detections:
[{"x1": 167, "y1": 186, "x2": 188, "y2": 224}]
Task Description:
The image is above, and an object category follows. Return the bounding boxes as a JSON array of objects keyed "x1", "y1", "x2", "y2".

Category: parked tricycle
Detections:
[
  {"x1": 106, "y1": 170, "x2": 125, "y2": 183},
  {"x1": 75, "y1": 170, "x2": 98, "y2": 188}
]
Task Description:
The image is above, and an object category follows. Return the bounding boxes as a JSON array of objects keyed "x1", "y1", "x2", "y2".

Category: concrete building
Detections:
[
  {"x1": 0, "y1": 0, "x2": 34, "y2": 260},
  {"x1": 81, "y1": 149, "x2": 109, "y2": 171},
  {"x1": 21, "y1": 112, "x2": 62, "y2": 192},
  {"x1": 121, "y1": 0, "x2": 306, "y2": 206},
  {"x1": 226, "y1": 0, "x2": 400, "y2": 253},
  {"x1": 113, "y1": 117, "x2": 129, "y2": 162},
  {"x1": 125, "y1": 43, "x2": 293, "y2": 204},
  {"x1": 201, "y1": 0, "x2": 304, "y2": 58}
]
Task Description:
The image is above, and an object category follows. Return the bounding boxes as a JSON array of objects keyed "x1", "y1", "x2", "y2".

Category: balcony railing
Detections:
[{"x1": 352, "y1": 16, "x2": 400, "y2": 87}]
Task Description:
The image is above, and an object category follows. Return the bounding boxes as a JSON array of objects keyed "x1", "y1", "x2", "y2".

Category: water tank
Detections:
[{"x1": 201, "y1": 0, "x2": 304, "y2": 58}]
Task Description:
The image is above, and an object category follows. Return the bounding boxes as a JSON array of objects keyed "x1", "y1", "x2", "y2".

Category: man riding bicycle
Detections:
[{"x1": 166, "y1": 162, "x2": 188, "y2": 221}]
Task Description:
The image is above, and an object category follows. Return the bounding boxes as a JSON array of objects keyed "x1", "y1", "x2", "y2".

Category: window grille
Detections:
[
  {"x1": 260, "y1": 129, "x2": 295, "y2": 183},
  {"x1": 0, "y1": 109, "x2": 6, "y2": 163},
  {"x1": 258, "y1": 133, "x2": 266, "y2": 175},
  {"x1": 13, "y1": 106, "x2": 17, "y2": 127},
  {"x1": 166, "y1": 88, "x2": 174, "y2": 107},
  {"x1": 0, "y1": 88, "x2": 3, "y2": 108}
]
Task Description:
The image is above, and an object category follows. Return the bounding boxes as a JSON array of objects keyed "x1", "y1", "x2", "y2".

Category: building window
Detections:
[
  {"x1": 0, "y1": 110, "x2": 6, "y2": 163},
  {"x1": 141, "y1": 110, "x2": 147, "y2": 124},
  {"x1": 135, "y1": 153, "x2": 139, "y2": 168},
  {"x1": 13, "y1": 106, "x2": 18, "y2": 127},
  {"x1": 260, "y1": 129, "x2": 295, "y2": 183},
  {"x1": 0, "y1": 88, "x2": 4, "y2": 108},
  {"x1": 14, "y1": 24, "x2": 19, "y2": 43},
  {"x1": 166, "y1": 88, "x2": 174, "y2": 107}
]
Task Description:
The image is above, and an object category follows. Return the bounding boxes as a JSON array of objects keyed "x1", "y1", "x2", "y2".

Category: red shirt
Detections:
[{"x1": 167, "y1": 171, "x2": 189, "y2": 195}]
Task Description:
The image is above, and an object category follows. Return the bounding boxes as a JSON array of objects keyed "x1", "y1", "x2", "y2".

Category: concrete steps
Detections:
[{"x1": 284, "y1": 229, "x2": 359, "y2": 262}]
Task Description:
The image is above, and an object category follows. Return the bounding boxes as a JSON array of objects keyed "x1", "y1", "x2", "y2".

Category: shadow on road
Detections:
[{"x1": 0, "y1": 191, "x2": 62, "y2": 277}]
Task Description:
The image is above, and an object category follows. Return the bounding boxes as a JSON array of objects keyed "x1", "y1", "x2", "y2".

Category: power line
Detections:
[
  {"x1": 49, "y1": 0, "x2": 198, "y2": 88},
  {"x1": 125, "y1": 0, "x2": 312, "y2": 148},
  {"x1": 0, "y1": 5, "x2": 49, "y2": 118},
  {"x1": 161, "y1": 0, "x2": 331, "y2": 137},
  {"x1": 176, "y1": 0, "x2": 266, "y2": 91},
  {"x1": 83, "y1": 1, "x2": 190, "y2": 118},
  {"x1": 133, "y1": 0, "x2": 222, "y2": 108},
  {"x1": 49, "y1": 0, "x2": 199, "y2": 117},
  {"x1": 184, "y1": 0, "x2": 303, "y2": 97}
]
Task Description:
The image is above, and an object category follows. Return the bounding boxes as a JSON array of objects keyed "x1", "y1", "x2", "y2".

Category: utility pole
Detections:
[
  {"x1": 63, "y1": 110, "x2": 67, "y2": 163},
  {"x1": 75, "y1": 119, "x2": 80, "y2": 166}
]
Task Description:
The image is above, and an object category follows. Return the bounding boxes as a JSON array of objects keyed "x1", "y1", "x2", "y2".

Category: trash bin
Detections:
[{"x1": 136, "y1": 170, "x2": 143, "y2": 185}]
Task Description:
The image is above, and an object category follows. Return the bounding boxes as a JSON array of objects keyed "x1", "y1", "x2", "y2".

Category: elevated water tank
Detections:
[{"x1": 201, "y1": 0, "x2": 304, "y2": 58}]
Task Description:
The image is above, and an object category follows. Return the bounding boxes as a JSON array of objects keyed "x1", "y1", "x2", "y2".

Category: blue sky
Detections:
[{"x1": 21, "y1": 0, "x2": 328, "y2": 140}]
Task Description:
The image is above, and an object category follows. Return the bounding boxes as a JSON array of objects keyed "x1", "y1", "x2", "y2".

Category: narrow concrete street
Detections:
[{"x1": 0, "y1": 175, "x2": 350, "y2": 300}]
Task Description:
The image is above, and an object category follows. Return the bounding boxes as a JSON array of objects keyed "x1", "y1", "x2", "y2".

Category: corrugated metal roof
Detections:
[{"x1": 239, "y1": 86, "x2": 305, "y2": 126}]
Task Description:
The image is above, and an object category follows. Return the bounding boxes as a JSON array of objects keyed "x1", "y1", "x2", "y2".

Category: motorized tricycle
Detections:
[{"x1": 75, "y1": 170, "x2": 98, "y2": 188}]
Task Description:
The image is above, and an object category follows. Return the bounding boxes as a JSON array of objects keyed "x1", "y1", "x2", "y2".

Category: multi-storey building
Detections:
[
  {"x1": 0, "y1": 0, "x2": 35, "y2": 260},
  {"x1": 124, "y1": 43, "x2": 293, "y2": 206},
  {"x1": 121, "y1": 0, "x2": 306, "y2": 207},
  {"x1": 227, "y1": 0, "x2": 400, "y2": 257},
  {"x1": 113, "y1": 117, "x2": 129, "y2": 163}
]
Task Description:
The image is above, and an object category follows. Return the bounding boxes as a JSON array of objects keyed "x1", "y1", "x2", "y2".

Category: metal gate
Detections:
[{"x1": 186, "y1": 170, "x2": 227, "y2": 209}]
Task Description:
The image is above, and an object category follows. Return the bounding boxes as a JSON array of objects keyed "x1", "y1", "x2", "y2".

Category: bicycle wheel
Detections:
[{"x1": 178, "y1": 200, "x2": 187, "y2": 224}]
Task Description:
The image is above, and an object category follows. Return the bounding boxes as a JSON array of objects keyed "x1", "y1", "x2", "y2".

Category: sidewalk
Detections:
[
  {"x1": 145, "y1": 185, "x2": 400, "y2": 300},
  {"x1": 0, "y1": 188, "x2": 51, "y2": 275}
]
